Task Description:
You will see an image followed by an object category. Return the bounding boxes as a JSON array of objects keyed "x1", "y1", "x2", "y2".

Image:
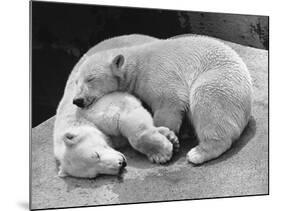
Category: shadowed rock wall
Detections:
[{"x1": 31, "y1": 1, "x2": 268, "y2": 127}]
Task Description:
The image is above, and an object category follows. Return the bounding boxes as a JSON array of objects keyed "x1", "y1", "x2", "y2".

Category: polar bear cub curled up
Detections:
[
  {"x1": 73, "y1": 35, "x2": 253, "y2": 164},
  {"x1": 54, "y1": 92, "x2": 178, "y2": 178}
]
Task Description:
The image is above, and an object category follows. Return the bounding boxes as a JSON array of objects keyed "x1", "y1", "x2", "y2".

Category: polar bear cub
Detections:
[
  {"x1": 54, "y1": 91, "x2": 178, "y2": 178},
  {"x1": 82, "y1": 92, "x2": 178, "y2": 163}
]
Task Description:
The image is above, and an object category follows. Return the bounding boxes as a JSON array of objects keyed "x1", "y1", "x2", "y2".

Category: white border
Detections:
[{"x1": 0, "y1": 0, "x2": 279, "y2": 211}]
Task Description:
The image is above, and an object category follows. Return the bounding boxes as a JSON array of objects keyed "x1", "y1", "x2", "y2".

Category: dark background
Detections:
[{"x1": 31, "y1": 1, "x2": 268, "y2": 127}]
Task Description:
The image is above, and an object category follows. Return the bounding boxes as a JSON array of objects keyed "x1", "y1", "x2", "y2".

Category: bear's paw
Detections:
[{"x1": 157, "y1": 127, "x2": 180, "y2": 152}]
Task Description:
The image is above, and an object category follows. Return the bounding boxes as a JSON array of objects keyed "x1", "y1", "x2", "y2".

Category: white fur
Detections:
[
  {"x1": 74, "y1": 35, "x2": 252, "y2": 164},
  {"x1": 54, "y1": 34, "x2": 177, "y2": 178},
  {"x1": 54, "y1": 91, "x2": 177, "y2": 178}
]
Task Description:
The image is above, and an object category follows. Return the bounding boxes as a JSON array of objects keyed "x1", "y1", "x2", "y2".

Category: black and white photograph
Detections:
[{"x1": 30, "y1": 0, "x2": 269, "y2": 210}]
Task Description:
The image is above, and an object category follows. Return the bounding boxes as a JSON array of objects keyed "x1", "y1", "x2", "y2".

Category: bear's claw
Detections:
[{"x1": 147, "y1": 145, "x2": 173, "y2": 164}]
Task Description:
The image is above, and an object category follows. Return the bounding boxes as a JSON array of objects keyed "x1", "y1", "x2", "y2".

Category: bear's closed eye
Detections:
[{"x1": 86, "y1": 77, "x2": 95, "y2": 83}]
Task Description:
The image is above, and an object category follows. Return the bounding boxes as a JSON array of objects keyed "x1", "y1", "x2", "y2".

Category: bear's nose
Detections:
[
  {"x1": 119, "y1": 158, "x2": 127, "y2": 169},
  {"x1": 118, "y1": 157, "x2": 127, "y2": 176},
  {"x1": 73, "y1": 98, "x2": 85, "y2": 108}
]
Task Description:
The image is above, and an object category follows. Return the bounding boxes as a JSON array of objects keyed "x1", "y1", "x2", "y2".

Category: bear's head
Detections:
[
  {"x1": 72, "y1": 52, "x2": 129, "y2": 108},
  {"x1": 57, "y1": 125, "x2": 127, "y2": 178}
]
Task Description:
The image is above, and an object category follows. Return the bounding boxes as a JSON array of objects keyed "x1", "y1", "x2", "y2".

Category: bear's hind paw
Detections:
[
  {"x1": 157, "y1": 127, "x2": 180, "y2": 152},
  {"x1": 147, "y1": 150, "x2": 172, "y2": 164},
  {"x1": 186, "y1": 146, "x2": 207, "y2": 164}
]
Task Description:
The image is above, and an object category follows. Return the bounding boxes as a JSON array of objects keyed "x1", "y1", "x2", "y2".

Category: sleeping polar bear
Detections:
[
  {"x1": 54, "y1": 34, "x2": 178, "y2": 178},
  {"x1": 73, "y1": 35, "x2": 253, "y2": 165}
]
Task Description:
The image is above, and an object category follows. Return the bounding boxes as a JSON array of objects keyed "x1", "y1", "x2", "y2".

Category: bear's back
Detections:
[
  {"x1": 82, "y1": 92, "x2": 142, "y2": 136},
  {"x1": 128, "y1": 35, "x2": 245, "y2": 70},
  {"x1": 89, "y1": 92, "x2": 141, "y2": 117},
  {"x1": 122, "y1": 35, "x2": 249, "y2": 92}
]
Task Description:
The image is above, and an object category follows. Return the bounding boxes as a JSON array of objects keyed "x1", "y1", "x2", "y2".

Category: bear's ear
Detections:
[
  {"x1": 111, "y1": 54, "x2": 125, "y2": 78},
  {"x1": 63, "y1": 132, "x2": 79, "y2": 147},
  {"x1": 112, "y1": 54, "x2": 124, "y2": 69}
]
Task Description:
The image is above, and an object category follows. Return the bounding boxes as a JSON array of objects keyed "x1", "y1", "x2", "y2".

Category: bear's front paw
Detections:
[
  {"x1": 157, "y1": 127, "x2": 180, "y2": 152},
  {"x1": 147, "y1": 141, "x2": 173, "y2": 164}
]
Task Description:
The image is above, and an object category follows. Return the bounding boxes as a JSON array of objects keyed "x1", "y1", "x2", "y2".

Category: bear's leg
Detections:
[
  {"x1": 187, "y1": 104, "x2": 241, "y2": 164},
  {"x1": 153, "y1": 107, "x2": 183, "y2": 134},
  {"x1": 129, "y1": 127, "x2": 178, "y2": 164},
  {"x1": 120, "y1": 107, "x2": 179, "y2": 164},
  {"x1": 187, "y1": 81, "x2": 249, "y2": 164},
  {"x1": 187, "y1": 138, "x2": 232, "y2": 164}
]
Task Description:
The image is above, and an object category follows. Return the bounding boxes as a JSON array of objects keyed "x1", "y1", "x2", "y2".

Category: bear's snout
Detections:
[
  {"x1": 118, "y1": 157, "x2": 127, "y2": 175},
  {"x1": 73, "y1": 98, "x2": 85, "y2": 108},
  {"x1": 119, "y1": 158, "x2": 127, "y2": 168}
]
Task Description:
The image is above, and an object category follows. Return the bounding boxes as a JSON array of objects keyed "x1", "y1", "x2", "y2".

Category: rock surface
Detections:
[{"x1": 31, "y1": 41, "x2": 268, "y2": 210}]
